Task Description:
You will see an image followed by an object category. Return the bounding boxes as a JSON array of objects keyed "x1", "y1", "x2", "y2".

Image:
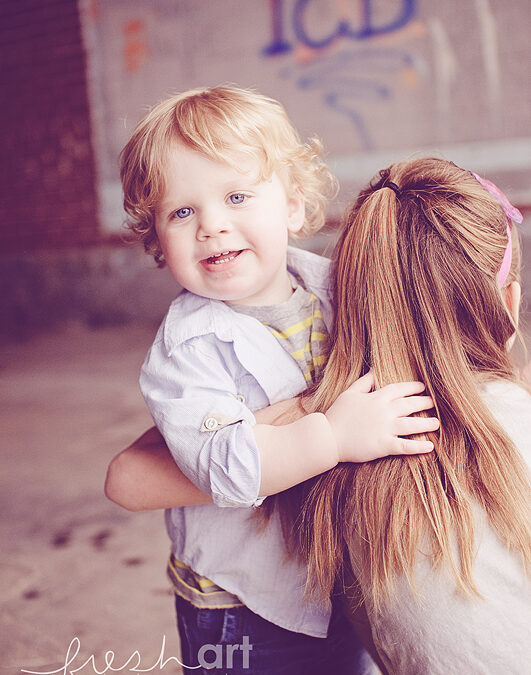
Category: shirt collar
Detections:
[{"x1": 163, "y1": 246, "x2": 332, "y2": 353}]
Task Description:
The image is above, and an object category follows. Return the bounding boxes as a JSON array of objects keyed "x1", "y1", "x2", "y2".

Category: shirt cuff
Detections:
[{"x1": 200, "y1": 413, "x2": 246, "y2": 432}]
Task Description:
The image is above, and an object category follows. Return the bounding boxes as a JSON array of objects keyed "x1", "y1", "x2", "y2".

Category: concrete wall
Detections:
[
  {"x1": 80, "y1": 0, "x2": 531, "y2": 229},
  {"x1": 1, "y1": 0, "x2": 530, "y2": 340}
]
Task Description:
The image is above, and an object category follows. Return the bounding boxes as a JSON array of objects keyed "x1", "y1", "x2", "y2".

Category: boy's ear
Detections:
[{"x1": 286, "y1": 186, "x2": 306, "y2": 235}]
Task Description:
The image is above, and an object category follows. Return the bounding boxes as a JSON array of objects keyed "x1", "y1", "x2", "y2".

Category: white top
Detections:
[
  {"x1": 140, "y1": 246, "x2": 334, "y2": 636},
  {"x1": 364, "y1": 380, "x2": 531, "y2": 674}
]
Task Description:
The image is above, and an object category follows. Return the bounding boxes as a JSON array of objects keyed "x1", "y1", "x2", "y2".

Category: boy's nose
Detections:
[{"x1": 196, "y1": 209, "x2": 231, "y2": 240}]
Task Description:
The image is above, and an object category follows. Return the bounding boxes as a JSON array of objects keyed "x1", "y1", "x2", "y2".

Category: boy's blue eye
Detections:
[
  {"x1": 229, "y1": 194, "x2": 246, "y2": 205},
  {"x1": 174, "y1": 207, "x2": 193, "y2": 219}
]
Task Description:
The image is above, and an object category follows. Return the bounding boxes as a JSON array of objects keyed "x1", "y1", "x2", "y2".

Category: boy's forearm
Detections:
[
  {"x1": 255, "y1": 412, "x2": 338, "y2": 496},
  {"x1": 105, "y1": 401, "x2": 336, "y2": 511},
  {"x1": 107, "y1": 377, "x2": 438, "y2": 510},
  {"x1": 105, "y1": 427, "x2": 210, "y2": 510}
]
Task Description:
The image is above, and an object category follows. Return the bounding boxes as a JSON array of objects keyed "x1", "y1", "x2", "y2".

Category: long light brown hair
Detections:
[{"x1": 268, "y1": 157, "x2": 530, "y2": 612}]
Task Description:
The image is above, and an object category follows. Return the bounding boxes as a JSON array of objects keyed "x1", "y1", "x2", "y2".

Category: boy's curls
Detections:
[{"x1": 120, "y1": 85, "x2": 338, "y2": 266}]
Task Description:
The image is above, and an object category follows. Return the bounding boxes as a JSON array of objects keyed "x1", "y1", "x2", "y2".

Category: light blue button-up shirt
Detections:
[{"x1": 140, "y1": 246, "x2": 334, "y2": 636}]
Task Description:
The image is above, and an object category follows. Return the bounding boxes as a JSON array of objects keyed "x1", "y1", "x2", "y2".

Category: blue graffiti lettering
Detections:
[
  {"x1": 355, "y1": 0, "x2": 416, "y2": 39},
  {"x1": 261, "y1": 1, "x2": 421, "y2": 150},
  {"x1": 279, "y1": 48, "x2": 420, "y2": 150},
  {"x1": 262, "y1": 0, "x2": 292, "y2": 55},
  {"x1": 263, "y1": 0, "x2": 417, "y2": 55},
  {"x1": 325, "y1": 92, "x2": 373, "y2": 150},
  {"x1": 293, "y1": 0, "x2": 351, "y2": 50}
]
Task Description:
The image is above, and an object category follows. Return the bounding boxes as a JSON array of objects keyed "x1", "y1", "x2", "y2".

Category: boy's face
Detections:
[{"x1": 154, "y1": 142, "x2": 305, "y2": 306}]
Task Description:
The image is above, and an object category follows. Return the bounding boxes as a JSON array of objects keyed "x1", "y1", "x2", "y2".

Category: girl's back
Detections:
[
  {"x1": 285, "y1": 158, "x2": 531, "y2": 673},
  {"x1": 360, "y1": 380, "x2": 531, "y2": 674}
]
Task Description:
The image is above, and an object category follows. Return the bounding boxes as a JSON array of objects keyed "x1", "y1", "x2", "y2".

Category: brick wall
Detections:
[{"x1": 1, "y1": 0, "x2": 100, "y2": 253}]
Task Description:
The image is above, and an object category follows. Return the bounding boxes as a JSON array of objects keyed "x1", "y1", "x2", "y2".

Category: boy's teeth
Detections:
[{"x1": 207, "y1": 250, "x2": 240, "y2": 264}]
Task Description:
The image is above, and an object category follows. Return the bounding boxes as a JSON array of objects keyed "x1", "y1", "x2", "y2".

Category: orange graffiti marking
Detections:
[
  {"x1": 401, "y1": 66, "x2": 419, "y2": 88},
  {"x1": 294, "y1": 43, "x2": 325, "y2": 64},
  {"x1": 123, "y1": 19, "x2": 149, "y2": 73},
  {"x1": 370, "y1": 18, "x2": 427, "y2": 46},
  {"x1": 85, "y1": 0, "x2": 100, "y2": 21}
]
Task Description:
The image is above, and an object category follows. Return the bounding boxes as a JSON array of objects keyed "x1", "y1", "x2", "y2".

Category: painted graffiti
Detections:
[
  {"x1": 123, "y1": 19, "x2": 149, "y2": 73},
  {"x1": 263, "y1": 0, "x2": 417, "y2": 54},
  {"x1": 261, "y1": 0, "x2": 421, "y2": 150}
]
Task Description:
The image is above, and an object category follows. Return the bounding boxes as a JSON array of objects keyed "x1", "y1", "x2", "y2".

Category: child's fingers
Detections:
[
  {"x1": 380, "y1": 381, "x2": 426, "y2": 399},
  {"x1": 394, "y1": 416, "x2": 440, "y2": 437},
  {"x1": 388, "y1": 437, "x2": 435, "y2": 455},
  {"x1": 395, "y1": 395, "x2": 436, "y2": 417},
  {"x1": 346, "y1": 370, "x2": 375, "y2": 394}
]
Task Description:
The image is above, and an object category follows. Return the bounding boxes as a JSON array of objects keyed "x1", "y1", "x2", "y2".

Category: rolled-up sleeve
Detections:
[{"x1": 140, "y1": 334, "x2": 262, "y2": 508}]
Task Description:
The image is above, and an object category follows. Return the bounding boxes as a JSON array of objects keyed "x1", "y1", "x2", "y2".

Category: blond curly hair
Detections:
[{"x1": 120, "y1": 85, "x2": 337, "y2": 265}]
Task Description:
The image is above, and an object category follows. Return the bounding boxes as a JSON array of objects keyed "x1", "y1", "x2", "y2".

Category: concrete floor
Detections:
[
  {"x1": 1, "y1": 324, "x2": 183, "y2": 675},
  {"x1": 1, "y1": 318, "x2": 530, "y2": 674}
]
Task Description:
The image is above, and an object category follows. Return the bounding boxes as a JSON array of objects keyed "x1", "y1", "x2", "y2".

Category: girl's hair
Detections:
[
  {"x1": 120, "y1": 85, "x2": 337, "y2": 265},
  {"x1": 268, "y1": 157, "x2": 531, "y2": 612}
]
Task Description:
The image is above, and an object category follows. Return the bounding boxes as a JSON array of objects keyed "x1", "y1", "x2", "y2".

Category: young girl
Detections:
[{"x1": 279, "y1": 157, "x2": 531, "y2": 673}]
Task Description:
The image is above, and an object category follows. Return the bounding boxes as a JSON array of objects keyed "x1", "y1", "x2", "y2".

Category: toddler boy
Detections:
[{"x1": 118, "y1": 85, "x2": 436, "y2": 673}]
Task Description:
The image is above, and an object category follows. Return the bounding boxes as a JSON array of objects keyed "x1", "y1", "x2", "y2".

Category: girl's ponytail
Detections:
[{"x1": 298, "y1": 158, "x2": 531, "y2": 610}]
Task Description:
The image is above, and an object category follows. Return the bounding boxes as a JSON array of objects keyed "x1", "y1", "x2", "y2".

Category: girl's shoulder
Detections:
[
  {"x1": 480, "y1": 379, "x2": 531, "y2": 467},
  {"x1": 481, "y1": 378, "x2": 531, "y2": 404}
]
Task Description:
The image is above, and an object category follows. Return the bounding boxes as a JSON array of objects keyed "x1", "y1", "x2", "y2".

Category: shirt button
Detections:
[
  {"x1": 236, "y1": 394, "x2": 245, "y2": 404},
  {"x1": 204, "y1": 417, "x2": 219, "y2": 430}
]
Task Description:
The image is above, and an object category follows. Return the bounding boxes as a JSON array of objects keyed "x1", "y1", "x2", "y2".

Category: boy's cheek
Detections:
[{"x1": 156, "y1": 229, "x2": 175, "y2": 260}]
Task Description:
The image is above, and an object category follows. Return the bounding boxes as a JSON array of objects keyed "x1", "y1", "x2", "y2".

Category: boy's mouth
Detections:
[{"x1": 202, "y1": 250, "x2": 243, "y2": 265}]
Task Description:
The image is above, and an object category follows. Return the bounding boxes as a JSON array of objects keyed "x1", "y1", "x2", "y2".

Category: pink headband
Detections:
[{"x1": 471, "y1": 172, "x2": 523, "y2": 287}]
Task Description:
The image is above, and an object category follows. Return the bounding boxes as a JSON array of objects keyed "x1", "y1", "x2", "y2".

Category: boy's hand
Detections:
[{"x1": 325, "y1": 372, "x2": 439, "y2": 463}]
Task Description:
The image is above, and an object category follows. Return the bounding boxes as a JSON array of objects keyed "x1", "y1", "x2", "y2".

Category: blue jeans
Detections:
[{"x1": 175, "y1": 595, "x2": 375, "y2": 674}]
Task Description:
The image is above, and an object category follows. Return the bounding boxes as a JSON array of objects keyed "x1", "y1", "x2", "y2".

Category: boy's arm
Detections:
[
  {"x1": 255, "y1": 372, "x2": 439, "y2": 496},
  {"x1": 105, "y1": 426, "x2": 210, "y2": 510},
  {"x1": 107, "y1": 375, "x2": 439, "y2": 510},
  {"x1": 141, "y1": 324, "x2": 440, "y2": 508},
  {"x1": 104, "y1": 397, "x2": 304, "y2": 511},
  {"x1": 141, "y1": 333, "x2": 336, "y2": 509}
]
